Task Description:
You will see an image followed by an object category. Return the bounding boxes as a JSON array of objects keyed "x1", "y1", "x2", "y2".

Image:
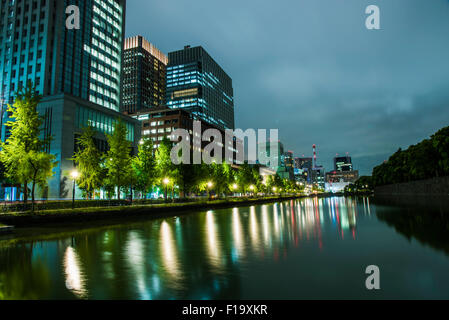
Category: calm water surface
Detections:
[{"x1": 1, "y1": 197, "x2": 449, "y2": 300}]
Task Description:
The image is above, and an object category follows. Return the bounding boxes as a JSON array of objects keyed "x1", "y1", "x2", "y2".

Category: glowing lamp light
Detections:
[
  {"x1": 70, "y1": 169, "x2": 80, "y2": 180},
  {"x1": 207, "y1": 182, "x2": 214, "y2": 188},
  {"x1": 163, "y1": 178, "x2": 170, "y2": 185},
  {"x1": 249, "y1": 185, "x2": 255, "y2": 191},
  {"x1": 233, "y1": 184, "x2": 238, "y2": 190}
]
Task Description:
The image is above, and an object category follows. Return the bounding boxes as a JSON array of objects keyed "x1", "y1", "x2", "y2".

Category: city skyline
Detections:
[{"x1": 125, "y1": 0, "x2": 449, "y2": 175}]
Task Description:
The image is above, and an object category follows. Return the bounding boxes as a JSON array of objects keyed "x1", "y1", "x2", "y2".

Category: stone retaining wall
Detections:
[{"x1": 375, "y1": 176, "x2": 449, "y2": 196}]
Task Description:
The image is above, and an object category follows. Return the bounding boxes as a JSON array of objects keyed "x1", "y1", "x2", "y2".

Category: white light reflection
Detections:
[
  {"x1": 249, "y1": 206, "x2": 261, "y2": 252},
  {"x1": 273, "y1": 204, "x2": 280, "y2": 238},
  {"x1": 64, "y1": 246, "x2": 87, "y2": 299},
  {"x1": 206, "y1": 211, "x2": 223, "y2": 271},
  {"x1": 367, "y1": 197, "x2": 372, "y2": 215},
  {"x1": 125, "y1": 231, "x2": 151, "y2": 300},
  {"x1": 262, "y1": 205, "x2": 270, "y2": 247},
  {"x1": 160, "y1": 221, "x2": 183, "y2": 281},
  {"x1": 232, "y1": 208, "x2": 245, "y2": 260}
]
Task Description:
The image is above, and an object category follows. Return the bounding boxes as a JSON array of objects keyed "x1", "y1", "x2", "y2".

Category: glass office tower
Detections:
[
  {"x1": 0, "y1": 0, "x2": 124, "y2": 111},
  {"x1": 0, "y1": 0, "x2": 140, "y2": 200},
  {"x1": 166, "y1": 45, "x2": 235, "y2": 130}
]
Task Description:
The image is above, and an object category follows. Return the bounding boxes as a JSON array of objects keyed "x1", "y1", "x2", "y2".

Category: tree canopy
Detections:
[{"x1": 372, "y1": 125, "x2": 449, "y2": 187}]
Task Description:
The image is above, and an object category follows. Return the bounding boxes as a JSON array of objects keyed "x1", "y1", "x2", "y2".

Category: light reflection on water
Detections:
[
  {"x1": 63, "y1": 247, "x2": 87, "y2": 299},
  {"x1": 1, "y1": 196, "x2": 449, "y2": 300}
]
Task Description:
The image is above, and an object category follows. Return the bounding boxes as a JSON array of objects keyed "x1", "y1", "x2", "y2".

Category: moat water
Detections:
[{"x1": 1, "y1": 196, "x2": 448, "y2": 300}]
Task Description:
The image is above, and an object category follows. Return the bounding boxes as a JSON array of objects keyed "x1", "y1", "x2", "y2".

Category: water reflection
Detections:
[
  {"x1": 64, "y1": 247, "x2": 87, "y2": 299},
  {"x1": 232, "y1": 208, "x2": 244, "y2": 260},
  {"x1": 159, "y1": 221, "x2": 183, "y2": 285},
  {"x1": 1, "y1": 197, "x2": 449, "y2": 299},
  {"x1": 205, "y1": 211, "x2": 223, "y2": 272}
]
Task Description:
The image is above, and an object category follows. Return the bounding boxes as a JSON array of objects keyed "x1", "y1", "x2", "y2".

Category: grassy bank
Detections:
[{"x1": 0, "y1": 195, "x2": 310, "y2": 228}]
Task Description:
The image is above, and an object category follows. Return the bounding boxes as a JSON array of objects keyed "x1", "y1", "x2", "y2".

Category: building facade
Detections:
[
  {"x1": 39, "y1": 94, "x2": 140, "y2": 199},
  {"x1": 0, "y1": 0, "x2": 141, "y2": 200},
  {"x1": 0, "y1": 0, "x2": 125, "y2": 112},
  {"x1": 325, "y1": 170, "x2": 359, "y2": 193},
  {"x1": 294, "y1": 157, "x2": 313, "y2": 183},
  {"x1": 257, "y1": 141, "x2": 295, "y2": 180},
  {"x1": 122, "y1": 35, "x2": 167, "y2": 114},
  {"x1": 312, "y1": 166, "x2": 326, "y2": 189},
  {"x1": 334, "y1": 155, "x2": 353, "y2": 172},
  {"x1": 131, "y1": 107, "x2": 239, "y2": 164},
  {"x1": 166, "y1": 46, "x2": 234, "y2": 130},
  {"x1": 282, "y1": 151, "x2": 295, "y2": 180},
  {"x1": 326, "y1": 170, "x2": 359, "y2": 184}
]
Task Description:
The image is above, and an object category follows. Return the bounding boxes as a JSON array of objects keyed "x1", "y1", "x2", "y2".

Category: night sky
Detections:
[{"x1": 125, "y1": 0, "x2": 449, "y2": 175}]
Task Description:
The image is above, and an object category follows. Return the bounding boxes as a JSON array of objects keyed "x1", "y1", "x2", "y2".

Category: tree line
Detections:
[
  {"x1": 72, "y1": 123, "x2": 304, "y2": 201},
  {"x1": 372, "y1": 126, "x2": 449, "y2": 187},
  {"x1": 0, "y1": 87, "x2": 304, "y2": 210}
]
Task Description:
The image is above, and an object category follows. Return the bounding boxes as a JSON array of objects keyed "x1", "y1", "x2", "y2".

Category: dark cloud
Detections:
[{"x1": 126, "y1": 0, "x2": 449, "y2": 175}]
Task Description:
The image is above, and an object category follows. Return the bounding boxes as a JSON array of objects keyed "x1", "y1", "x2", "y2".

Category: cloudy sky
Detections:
[{"x1": 126, "y1": 0, "x2": 449, "y2": 175}]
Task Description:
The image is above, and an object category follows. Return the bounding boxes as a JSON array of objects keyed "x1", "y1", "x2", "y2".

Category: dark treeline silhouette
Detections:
[{"x1": 373, "y1": 126, "x2": 449, "y2": 187}]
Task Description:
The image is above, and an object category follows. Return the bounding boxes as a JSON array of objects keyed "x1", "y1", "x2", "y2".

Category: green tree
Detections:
[
  {"x1": 176, "y1": 163, "x2": 208, "y2": 198},
  {"x1": 105, "y1": 119, "x2": 133, "y2": 200},
  {"x1": 208, "y1": 162, "x2": 233, "y2": 197},
  {"x1": 432, "y1": 126, "x2": 449, "y2": 176},
  {"x1": 71, "y1": 126, "x2": 103, "y2": 199},
  {"x1": 0, "y1": 86, "x2": 57, "y2": 210},
  {"x1": 154, "y1": 137, "x2": 177, "y2": 199},
  {"x1": 155, "y1": 137, "x2": 176, "y2": 183},
  {"x1": 133, "y1": 138, "x2": 156, "y2": 199},
  {"x1": 236, "y1": 163, "x2": 258, "y2": 194}
]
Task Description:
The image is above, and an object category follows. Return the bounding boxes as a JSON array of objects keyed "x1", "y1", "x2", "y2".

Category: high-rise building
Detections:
[
  {"x1": 257, "y1": 141, "x2": 294, "y2": 180},
  {"x1": 294, "y1": 157, "x2": 313, "y2": 183},
  {"x1": 282, "y1": 151, "x2": 295, "y2": 180},
  {"x1": 0, "y1": 0, "x2": 125, "y2": 112},
  {"x1": 0, "y1": 0, "x2": 141, "y2": 200},
  {"x1": 312, "y1": 166, "x2": 326, "y2": 189},
  {"x1": 166, "y1": 45, "x2": 234, "y2": 130},
  {"x1": 334, "y1": 155, "x2": 353, "y2": 172},
  {"x1": 258, "y1": 141, "x2": 284, "y2": 172},
  {"x1": 122, "y1": 35, "x2": 167, "y2": 114}
]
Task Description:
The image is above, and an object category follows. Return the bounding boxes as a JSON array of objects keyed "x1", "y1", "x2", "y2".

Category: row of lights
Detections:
[{"x1": 69, "y1": 170, "x2": 289, "y2": 202}]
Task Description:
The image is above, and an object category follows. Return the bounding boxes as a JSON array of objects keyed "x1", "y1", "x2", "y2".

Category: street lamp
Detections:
[
  {"x1": 249, "y1": 185, "x2": 255, "y2": 196},
  {"x1": 70, "y1": 169, "x2": 80, "y2": 209},
  {"x1": 163, "y1": 178, "x2": 170, "y2": 201},
  {"x1": 207, "y1": 181, "x2": 213, "y2": 199},
  {"x1": 272, "y1": 187, "x2": 277, "y2": 194}
]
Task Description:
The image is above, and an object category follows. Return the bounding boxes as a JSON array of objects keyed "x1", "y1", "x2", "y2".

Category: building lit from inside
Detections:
[
  {"x1": 166, "y1": 46, "x2": 234, "y2": 131},
  {"x1": 0, "y1": 0, "x2": 141, "y2": 200}
]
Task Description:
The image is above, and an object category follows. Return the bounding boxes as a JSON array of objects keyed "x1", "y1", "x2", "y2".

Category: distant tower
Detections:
[{"x1": 313, "y1": 144, "x2": 317, "y2": 169}]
